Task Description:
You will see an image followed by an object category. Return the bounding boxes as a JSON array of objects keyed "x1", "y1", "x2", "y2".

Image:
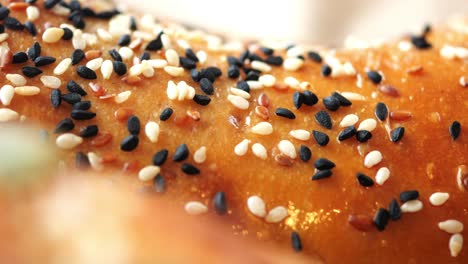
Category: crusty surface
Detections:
[{"x1": 0, "y1": 1, "x2": 467, "y2": 263}]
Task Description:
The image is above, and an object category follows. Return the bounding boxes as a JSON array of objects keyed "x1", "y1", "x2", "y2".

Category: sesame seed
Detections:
[
  {"x1": 14, "y1": 86, "x2": 40, "y2": 96},
  {"x1": 193, "y1": 146, "x2": 207, "y2": 164},
  {"x1": 62, "y1": 93, "x2": 82, "y2": 105},
  {"x1": 265, "y1": 206, "x2": 288, "y2": 223},
  {"x1": 314, "y1": 158, "x2": 335, "y2": 170},
  {"x1": 315, "y1": 110, "x2": 332, "y2": 129},
  {"x1": 0, "y1": 85, "x2": 14, "y2": 106},
  {"x1": 120, "y1": 135, "x2": 139, "y2": 151},
  {"x1": 429, "y1": 192, "x2": 450, "y2": 206},
  {"x1": 100, "y1": 59, "x2": 113, "y2": 79},
  {"x1": 27, "y1": 42, "x2": 41, "y2": 61},
  {"x1": 307, "y1": 51, "x2": 322, "y2": 63},
  {"x1": 138, "y1": 165, "x2": 161, "y2": 182},
  {"x1": 62, "y1": 27, "x2": 73, "y2": 40},
  {"x1": 0, "y1": 108, "x2": 19, "y2": 122},
  {"x1": 53, "y1": 58, "x2": 72, "y2": 75},
  {"x1": 86, "y1": 57, "x2": 103, "y2": 71},
  {"x1": 449, "y1": 121, "x2": 461, "y2": 140},
  {"x1": 258, "y1": 74, "x2": 276, "y2": 87},
  {"x1": 283, "y1": 57, "x2": 303, "y2": 71},
  {"x1": 373, "y1": 208, "x2": 390, "y2": 231},
  {"x1": 6, "y1": 74, "x2": 27, "y2": 86},
  {"x1": 400, "y1": 190, "x2": 419, "y2": 202},
  {"x1": 199, "y1": 78, "x2": 214, "y2": 95},
  {"x1": 340, "y1": 92, "x2": 366, "y2": 101},
  {"x1": 181, "y1": 163, "x2": 200, "y2": 175},
  {"x1": 251, "y1": 60, "x2": 271, "y2": 72},
  {"x1": 213, "y1": 191, "x2": 227, "y2": 215},
  {"x1": 173, "y1": 144, "x2": 189, "y2": 162},
  {"x1": 459, "y1": 76, "x2": 467, "y2": 87},
  {"x1": 44, "y1": 0, "x2": 61, "y2": 9},
  {"x1": 278, "y1": 140, "x2": 297, "y2": 159},
  {"x1": 247, "y1": 195, "x2": 267, "y2": 218},
  {"x1": 332, "y1": 92, "x2": 352, "y2": 106},
  {"x1": 284, "y1": 76, "x2": 300, "y2": 89},
  {"x1": 164, "y1": 66, "x2": 184, "y2": 77},
  {"x1": 227, "y1": 94, "x2": 249, "y2": 110},
  {"x1": 366, "y1": 71, "x2": 382, "y2": 84},
  {"x1": 87, "y1": 152, "x2": 103, "y2": 171},
  {"x1": 145, "y1": 121, "x2": 160, "y2": 143},
  {"x1": 388, "y1": 199, "x2": 401, "y2": 220},
  {"x1": 400, "y1": 200, "x2": 423, "y2": 213},
  {"x1": 50, "y1": 89, "x2": 61, "y2": 108},
  {"x1": 4, "y1": 17, "x2": 24, "y2": 31},
  {"x1": 265, "y1": 55, "x2": 283, "y2": 65},
  {"x1": 322, "y1": 96, "x2": 341, "y2": 111},
  {"x1": 375, "y1": 167, "x2": 390, "y2": 185},
  {"x1": 77, "y1": 66, "x2": 97, "y2": 79},
  {"x1": 75, "y1": 152, "x2": 90, "y2": 169},
  {"x1": 0, "y1": 7, "x2": 9, "y2": 20},
  {"x1": 0, "y1": 32, "x2": 7, "y2": 42},
  {"x1": 438, "y1": 220, "x2": 464, "y2": 234},
  {"x1": 12, "y1": 52, "x2": 28, "y2": 64},
  {"x1": 73, "y1": 101, "x2": 91, "y2": 111},
  {"x1": 40, "y1": 75, "x2": 61, "y2": 89},
  {"x1": 357, "y1": 172, "x2": 374, "y2": 187},
  {"x1": 246, "y1": 80, "x2": 263, "y2": 90},
  {"x1": 289, "y1": 129, "x2": 310, "y2": 141},
  {"x1": 297, "y1": 145, "x2": 312, "y2": 162},
  {"x1": 449, "y1": 234, "x2": 464, "y2": 257},
  {"x1": 114, "y1": 90, "x2": 131, "y2": 104},
  {"x1": 42, "y1": 27, "x2": 64, "y2": 43},
  {"x1": 70, "y1": 110, "x2": 96, "y2": 120},
  {"x1": 364, "y1": 150, "x2": 382, "y2": 168},
  {"x1": 312, "y1": 169, "x2": 333, "y2": 180},
  {"x1": 321, "y1": 65, "x2": 332, "y2": 76},
  {"x1": 312, "y1": 130, "x2": 329, "y2": 146},
  {"x1": 338, "y1": 126, "x2": 357, "y2": 141},
  {"x1": 113, "y1": 61, "x2": 127, "y2": 76},
  {"x1": 357, "y1": 118, "x2": 377, "y2": 132},
  {"x1": 411, "y1": 35, "x2": 431, "y2": 49},
  {"x1": 24, "y1": 21, "x2": 37, "y2": 36},
  {"x1": 180, "y1": 57, "x2": 196, "y2": 70},
  {"x1": 160, "y1": 107, "x2": 173, "y2": 121},
  {"x1": 153, "y1": 174, "x2": 166, "y2": 193},
  {"x1": 291, "y1": 231, "x2": 303, "y2": 252},
  {"x1": 108, "y1": 49, "x2": 123, "y2": 62},
  {"x1": 164, "y1": 49, "x2": 179, "y2": 66},
  {"x1": 34, "y1": 56, "x2": 56, "y2": 67},
  {"x1": 275, "y1": 107, "x2": 295, "y2": 119},
  {"x1": 234, "y1": 139, "x2": 250, "y2": 156},
  {"x1": 303, "y1": 91, "x2": 318, "y2": 106},
  {"x1": 375, "y1": 102, "x2": 388, "y2": 121},
  {"x1": 66, "y1": 81, "x2": 87, "y2": 96},
  {"x1": 251, "y1": 122, "x2": 273, "y2": 135},
  {"x1": 71, "y1": 49, "x2": 85, "y2": 65},
  {"x1": 252, "y1": 143, "x2": 268, "y2": 160},
  {"x1": 236, "y1": 81, "x2": 250, "y2": 93},
  {"x1": 152, "y1": 149, "x2": 169, "y2": 166},
  {"x1": 22, "y1": 66, "x2": 43, "y2": 78},
  {"x1": 355, "y1": 130, "x2": 372, "y2": 143},
  {"x1": 56, "y1": 133, "x2": 83, "y2": 149},
  {"x1": 292, "y1": 92, "x2": 304, "y2": 110},
  {"x1": 54, "y1": 118, "x2": 75, "y2": 133},
  {"x1": 79, "y1": 125, "x2": 98, "y2": 138},
  {"x1": 340, "y1": 114, "x2": 359, "y2": 127},
  {"x1": 192, "y1": 94, "x2": 211, "y2": 106},
  {"x1": 185, "y1": 201, "x2": 208, "y2": 215},
  {"x1": 118, "y1": 34, "x2": 131, "y2": 46},
  {"x1": 390, "y1": 127, "x2": 405, "y2": 142},
  {"x1": 227, "y1": 65, "x2": 240, "y2": 78},
  {"x1": 146, "y1": 33, "x2": 163, "y2": 51}
]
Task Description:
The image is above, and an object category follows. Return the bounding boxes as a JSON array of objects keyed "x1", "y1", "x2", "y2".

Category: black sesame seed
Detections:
[
  {"x1": 356, "y1": 130, "x2": 373, "y2": 143},
  {"x1": 297, "y1": 55, "x2": 305, "y2": 60},
  {"x1": 146, "y1": 32, "x2": 163, "y2": 51},
  {"x1": 199, "y1": 69, "x2": 216, "y2": 82},
  {"x1": 153, "y1": 174, "x2": 166, "y2": 193},
  {"x1": 213, "y1": 191, "x2": 227, "y2": 215},
  {"x1": 338, "y1": 126, "x2": 357, "y2": 141},
  {"x1": 34, "y1": 56, "x2": 56, "y2": 67},
  {"x1": 127, "y1": 115, "x2": 141, "y2": 135},
  {"x1": 68, "y1": 0, "x2": 81, "y2": 11},
  {"x1": 291, "y1": 231, "x2": 303, "y2": 252},
  {"x1": 239, "y1": 50, "x2": 249, "y2": 63},
  {"x1": 77, "y1": 66, "x2": 97, "y2": 79},
  {"x1": 50, "y1": 89, "x2": 61, "y2": 108},
  {"x1": 275, "y1": 108, "x2": 296, "y2": 119},
  {"x1": 322, "y1": 96, "x2": 341, "y2": 111},
  {"x1": 375, "y1": 102, "x2": 388, "y2": 121},
  {"x1": 0, "y1": 24, "x2": 4, "y2": 34},
  {"x1": 303, "y1": 91, "x2": 318, "y2": 106},
  {"x1": 321, "y1": 65, "x2": 332, "y2": 77},
  {"x1": 12, "y1": 52, "x2": 28, "y2": 64},
  {"x1": 292, "y1": 92, "x2": 304, "y2": 109},
  {"x1": 411, "y1": 35, "x2": 431, "y2": 49},
  {"x1": 312, "y1": 130, "x2": 329, "y2": 146},
  {"x1": 199, "y1": 78, "x2": 214, "y2": 95},
  {"x1": 400, "y1": 190, "x2": 419, "y2": 203},
  {"x1": 236, "y1": 81, "x2": 250, "y2": 93},
  {"x1": 0, "y1": 7, "x2": 10, "y2": 20},
  {"x1": 75, "y1": 152, "x2": 90, "y2": 169},
  {"x1": 4, "y1": 17, "x2": 24, "y2": 31},
  {"x1": 315, "y1": 110, "x2": 332, "y2": 129},
  {"x1": 28, "y1": 42, "x2": 41, "y2": 60},
  {"x1": 388, "y1": 199, "x2": 401, "y2": 221},
  {"x1": 109, "y1": 49, "x2": 122, "y2": 61},
  {"x1": 245, "y1": 71, "x2": 260, "y2": 81},
  {"x1": 185, "y1": 48, "x2": 198, "y2": 62},
  {"x1": 190, "y1": 69, "x2": 201, "y2": 82},
  {"x1": 62, "y1": 27, "x2": 73, "y2": 40},
  {"x1": 179, "y1": 57, "x2": 196, "y2": 70},
  {"x1": 152, "y1": 149, "x2": 169, "y2": 166},
  {"x1": 113, "y1": 61, "x2": 127, "y2": 76},
  {"x1": 449, "y1": 121, "x2": 461, "y2": 140},
  {"x1": 70, "y1": 110, "x2": 96, "y2": 120},
  {"x1": 54, "y1": 118, "x2": 75, "y2": 133},
  {"x1": 120, "y1": 135, "x2": 139, "y2": 151},
  {"x1": 160, "y1": 107, "x2": 173, "y2": 121},
  {"x1": 227, "y1": 65, "x2": 240, "y2": 78},
  {"x1": 314, "y1": 158, "x2": 335, "y2": 170},
  {"x1": 22, "y1": 66, "x2": 42, "y2": 78},
  {"x1": 24, "y1": 21, "x2": 37, "y2": 36},
  {"x1": 94, "y1": 9, "x2": 119, "y2": 19},
  {"x1": 73, "y1": 100, "x2": 91, "y2": 110},
  {"x1": 373, "y1": 208, "x2": 390, "y2": 231},
  {"x1": 118, "y1": 34, "x2": 131, "y2": 46},
  {"x1": 173, "y1": 144, "x2": 189, "y2": 162},
  {"x1": 307, "y1": 51, "x2": 322, "y2": 63},
  {"x1": 139, "y1": 51, "x2": 150, "y2": 61},
  {"x1": 71, "y1": 49, "x2": 85, "y2": 65},
  {"x1": 67, "y1": 80, "x2": 87, "y2": 96},
  {"x1": 62, "y1": 93, "x2": 82, "y2": 104},
  {"x1": 357, "y1": 173, "x2": 374, "y2": 187},
  {"x1": 391, "y1": 127, "x2": 405, "y2": 142},
  {"x1": 193, "y1": 94, "x2": 211, "y2": 106},
  {"x1": 248, "y1": 53, "x2": 263, "y2": 62},
  {"x1": 71, "y1": 14, "x2": 85, "y2": 29},
  {"x1": 367, "y1": 71, "x2": 382, "y2": 84},
  {"x1": 422, "y1": 23, "x2": 431, "y2": 35},
  {"x1": 260, "y1": 47, "x2": 274, "y2": 56},
  {"x1": 44, "y1": 0, "x2": 61, "y2": 9},
  {"x1": 332, "y1": 92, "x2": 352, "y2": 107},
  {"x1": 181, "y1": 163, "x2": 200, "y2": 175},
  {"x1": 298, "y1": 145, "x2": 312, "y2": 162},
  {"x1": 205, "y1": 66, "x2": 222, "y2": 78},
  {"x1": 227, "y1": 56, "x2": 242, "y2": 67},
  {"x1": 79, "y1": 125, "x2": 98, "y2": 138},
  {"x1": 311, "y1": 169, "x2": 332, "y2": 180},
  {"x1": 265, "y1": 55, "x2": 283, "y2": 66}
]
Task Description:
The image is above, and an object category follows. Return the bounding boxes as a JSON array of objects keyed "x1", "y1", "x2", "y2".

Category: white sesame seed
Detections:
[
  {"x1": 42, "y1": 27, "x2": 64, "y2": 43},
  {"x1": 251, "y1": 122, "x2": 273, "y2": 135},
  {"x1": 230, "y1": 87, "x2": 251, "y2": 99},
  {"x1": 289, "y1": 129, "x2": 310, "y2": 141},
  {"x1": 340, "y1": 92, "x2": 366, "y2": 101},
  {"x1": 265, "y1": 206, "x2": 288, "y2": 223},
  {"x1": 429, "y1": 192, "x2": 450, "y2": 206},
  {"x1": 251, "y1": 60, "x2": 271, "y2": 72},
  {"x1": 193, "y1": 146, "x2": 207, "y2": 164},
  {"x1": 86, "y1": 57, "x2": 103, "y2": 71},
  {"x1": 184, "y1": 201, "x2": 208, "y2": 215},
  {"x1": 286, "y1": 46, "x2": 303, "y2": 57},
  {"x1": 398, "y1": 41, "x2": 412, "y2": 52},
  {"x1": 449, "y1": 234, "x2": 463, "y2": 257},
  {"x1": 53, "y1": 58, "x2": 72, "y2": 75},
  {"x1": 439, "y1": 220, "x2": 464, "y2": 234},
  {"x1": 284, "y1": 76, "x2": 300, "y2": 89},
  {"x1": 55, "y1": 133, "x2": 83, "y2": 149},
  {"x1": 119, "y1": 47, "x2": 134, "y2": 61},
  {"x1": 114, "y1": 91, "x2": 132, "y2": 104},
  {"x1": 400, "y1": 199, "x2": 423, "y2": 213},
  {"x1": 96, "y1": 28, "x2": 113, "y2": 42},
  {"x1": 40, "y1": 76, "x2": 61, "y2": 89},
  {"x1": 340, "y1": 114, "x2": 359, "y2": 127},
  {"x1": 87, "y1": 152, "x2": 103, "y2": 171},
  {"x1": 145, "y1": 121, "x2": 160, "y2": 143},
  {"x1": 141, "y1": 61, "x2": 154, "y2": 78},
  {"x1": 300, "y1": 81, "x2": 311, "y2": 90},
  {"x1": 161, "y1": 33, "x2": 171, "y2": 49},
  {"x1": 234, "y1": 139, "x2": 250, "y2": 156},
  {"x1": 227, "y1": 94, "x2": 249, "y2": 110},
  {"x1": 0, "y1": 33, "x2": 9, "y2": 43},
  {"x1": 0, "y1": 108, "x2": 19, "y2": 122},
  {"x1": 0, "y1": 85, "x2": 14, "y2": 106},
  {"x1": 456, "y1": 165, "x2": 467, "y2": 192},
  {"x1": 252, "y1": 143, "x2": 268, "y2": 160},
  {"x1": 6, "y1": 74, "x2": 27, "y2": 86},
  {"x1": 247, "y1": 195, "x2": 267, "y2": 218},
  {"x1": 138, "y1": 165, "x2": 161, "y2": 182},
  {"x1": 278, "y1": 140, "x2": 297, "y2": 159},
  {"x1": 14, "y1": 86, "x2": 40, "y2": 96},
  {"x1": 177, "y1": 39, "x2": 191, "y2": 49},
  {"x1": 358, "y1": 118, "x2": 377, "y2": 131},
  {"x1": 165, "y1": 49, "x2": 180, "y2": 66},
  {"x1": 167, "y1": 80, "x2": 178, "y2": 100},
  {"x1": 283, "y1": 57, "x2": 303, "y2": 71},
  {"x1": 177, "y1": 82, "x2": 189, "y2": 101},
  {"x1": 246, "y1": 80, "x2": 263, "y2": 90},
  {"x1": 72, "y1": 29, "x2": 86, "y2": 50},
  {"x1": 375, "y1": 167, "x2": 390, "y2": 185},
  {"x1": 342, "y1": 62, "x2": 356, "y2": 75},
  {"x1": 101, "y1": 59, "x2": 113, "y2": 80},
  {"x1": 51, "y1": 4, "x2": 70, "y2": 16},
  {"x1": 196, "y1": 50, "x2": 207, "y2": 64},
  {"x1": 364, "y1": 150, "x2": 382, "y2": 168},
  {"x1": 167, "y1": 81, "x2": 195, "y2": 101},
  {"x1": 258, "y1": 74, "x2": 276, "y2": 87},
  {"x1": 129, "y1": 63, "x2": 144, "y2": 76},
  {"x1": 459, "y1": 76, "x2": 467, "y2": 88},
  {"x1": 26, "y1": 6, "x2": 40, "y2": 21},
  {"x1": 147, "y1": 59, "x2": 168, "y2": 69},
  {"x1": 164, "y1": 66, "x2": 184, "y2": 77},
  {"x1": 440, "y1": 45, "x2": 455, "y2": 59}
]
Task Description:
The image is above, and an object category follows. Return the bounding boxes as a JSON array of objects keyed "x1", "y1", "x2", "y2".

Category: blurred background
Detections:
[{"x1": 119, "y1": 0, "x2": 467, "y2": 46}]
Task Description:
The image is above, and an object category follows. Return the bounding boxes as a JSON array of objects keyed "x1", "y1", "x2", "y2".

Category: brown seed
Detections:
[
  {"x1": 114, "y1": 107, "x2": 134, "y2": 122},
  {"x1": 173, "y1": 114, "x2": 190, "y2": 126},
  {"x1": 186, "y1": 110, "x2": 201, "y2": 121},
  {"x1": 85, "y1": 50, "x2": 102, "y2": 60},
  {"x1": 457, "y1": 165, "x2": 468, "y2": 191},
  {"x1": 122, "y1": 76, "x2": 142, "y2": 84},
  {"x1": 274, "y1": 153, "x2": 294, "y2": 166},
  {"x1": 123, "y1": 160, "x2": 140, "y2": 174},
  {"x1": 99, "y1": 94, "x2": 115, "y2": 100},
  {"x1": 258, "y1": 93, "x2": 270, "y2": 108},
  {"x1": 91, "y1": 132, "x2": 112, "y2": 147},
  {"x1": 101, "y1": 153, "x2": 117, "y2": 164},
  {"x1": 378, "y1": 84, "x2": 400, "y2": 97},
  {"x1": 0, "y1": 47, "x2": 12, "y2": 69},
  {"x1": 89, "y1": 82, "x2": 106, "y2": 97},
  {"x1": 8, "y1": 2, "x2": 29, "y2": 10},
  {"x1": 390, "y1": 110, "x2": 413, "y2": 121},
  {"x1": 228, "y1": 115, "x2": 240, "y2": 129},
  {"x1": 255, "y1": 106, "x2": 269, "y2": 120},
  {"x1": 406, "y1": 65, "x2": 423, "y2": 74},
  {"x1": 129, "y1": 38, "x2": 143, "y2": 50},
  {"x1": 348, "y1": 214, "x2": 374, "y2": 232}
]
